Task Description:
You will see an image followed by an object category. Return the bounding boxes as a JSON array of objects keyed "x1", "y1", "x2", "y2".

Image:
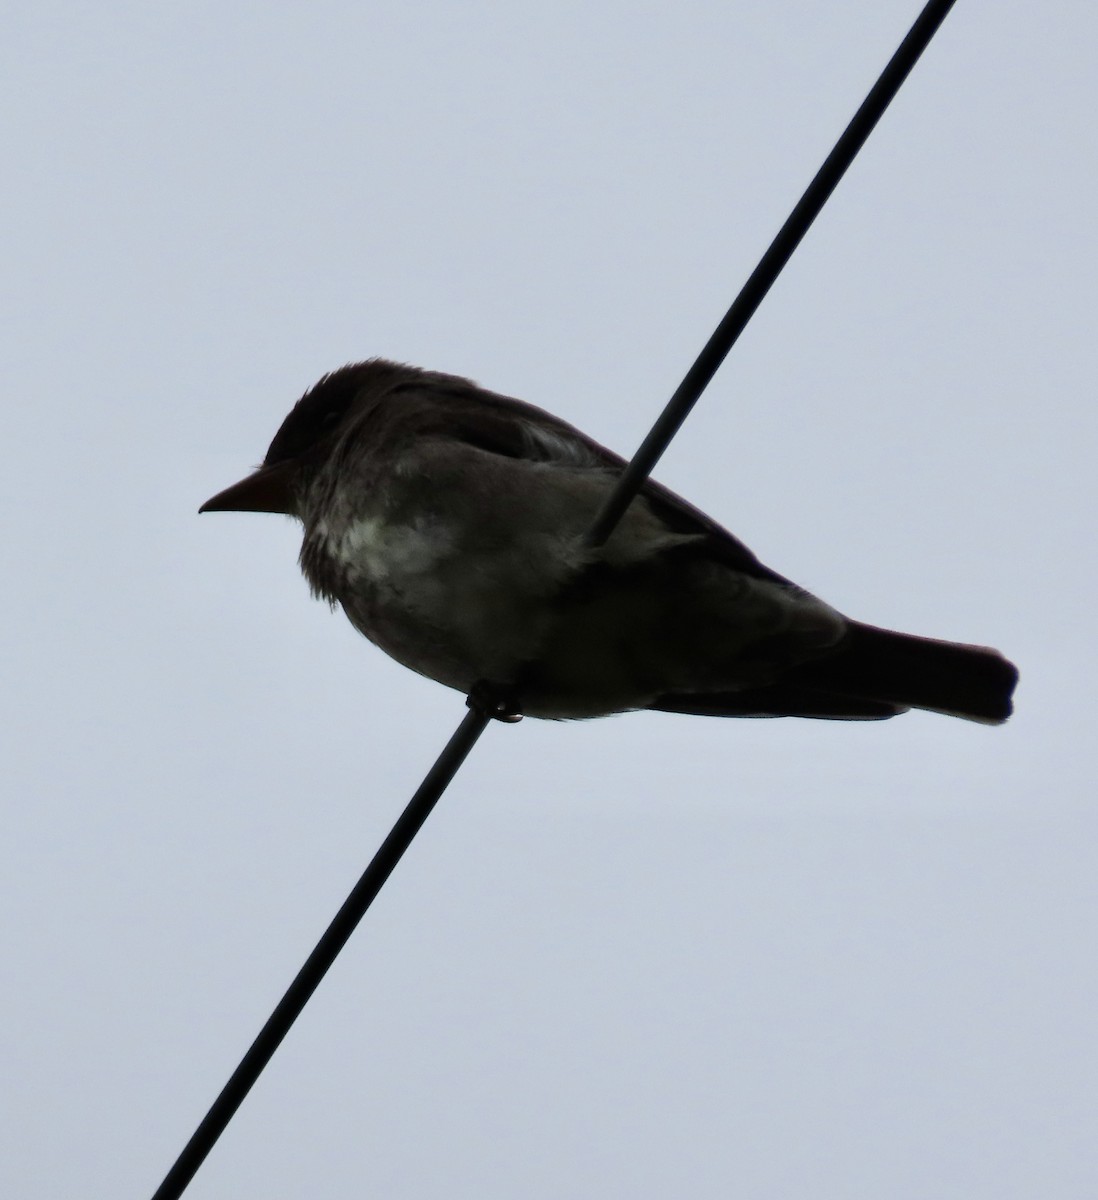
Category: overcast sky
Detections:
[{"x1": 4, "y1": 2, "x2": 1096, "y2": 1197}]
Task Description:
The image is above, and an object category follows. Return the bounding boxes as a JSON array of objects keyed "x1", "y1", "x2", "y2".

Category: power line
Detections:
[
  {"x1": 151, "y1": 707, "x2": 491, "y2": 1200},
  {"x1": 585, "y1": 0, "x2": 958, "y2": 548},
  {"x1": 151, "y1": 2, "x2": 958, "y2": 1195}
]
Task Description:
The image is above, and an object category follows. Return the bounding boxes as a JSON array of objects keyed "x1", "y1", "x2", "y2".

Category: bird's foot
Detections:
[{"x1": 467, "y1": 680, "x2": 524, "y2": 723}]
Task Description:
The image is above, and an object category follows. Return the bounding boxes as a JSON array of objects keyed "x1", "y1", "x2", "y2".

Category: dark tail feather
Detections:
[
  {"x1": 791, "y1": 621, "x2": 1019, "y2": 724},
  {"x1": 648, "y1": 685, "x2": 906, "y2": 721},
  {"x1": 648, "y1": 622, "x2": 1018, "y2": 724}
]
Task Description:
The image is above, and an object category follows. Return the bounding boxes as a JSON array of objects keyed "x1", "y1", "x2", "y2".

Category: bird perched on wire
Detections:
[{"x1": 201, "y1": 359, "x2": 1018, "y2": 724}]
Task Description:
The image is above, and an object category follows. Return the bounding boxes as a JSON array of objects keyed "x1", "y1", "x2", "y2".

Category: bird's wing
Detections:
[{"x1": 408, "y1": 380, "x2": 795, "y2": 587}]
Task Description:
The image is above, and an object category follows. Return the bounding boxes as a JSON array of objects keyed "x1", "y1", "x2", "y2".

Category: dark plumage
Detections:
[{"x1": 201, "y1": 359, "x2": 1018, "y2": 723}]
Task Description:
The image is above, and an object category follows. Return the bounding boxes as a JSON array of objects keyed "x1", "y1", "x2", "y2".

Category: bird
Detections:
[{"x1": 200, "y1": 359, "x2": 1018, "y2": 724}]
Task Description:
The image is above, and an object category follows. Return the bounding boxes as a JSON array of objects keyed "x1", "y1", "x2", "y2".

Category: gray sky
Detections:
[{"x1": 4, "y1": 2, "x2": 1096, "y2": 1197}]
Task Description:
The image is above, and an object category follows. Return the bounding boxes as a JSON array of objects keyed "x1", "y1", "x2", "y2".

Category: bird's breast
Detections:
[
  {"x1": 302, "y1": 507, "x2": 581, "y2": 691},
  {"x1": 316, "y1": 513, "x2": 457, "y2": 588}
]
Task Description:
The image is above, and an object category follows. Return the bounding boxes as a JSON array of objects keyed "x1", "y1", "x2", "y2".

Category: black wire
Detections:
[
  {"x1": 586, "y1": 0, "x2": 958, "y2": 548},
  {"x1": 151, "y1": 2, "x2": 958, "y2": 1195},
  {"x1": 150, "y1": 707, "x2": 491, "y2": 1200}
]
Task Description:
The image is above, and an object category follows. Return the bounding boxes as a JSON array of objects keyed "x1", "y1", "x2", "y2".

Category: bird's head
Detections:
[{"x1": 199, "y1": 361, "x2": 402, "y2": 517}]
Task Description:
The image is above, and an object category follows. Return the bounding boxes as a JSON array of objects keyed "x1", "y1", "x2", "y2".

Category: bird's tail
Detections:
[
  {"x1": 791, "y1": 621, "x2": 1019, "y2": 724},
  {"x1": 647, "y1": 622, "x2": 1018, "y2": 723}
]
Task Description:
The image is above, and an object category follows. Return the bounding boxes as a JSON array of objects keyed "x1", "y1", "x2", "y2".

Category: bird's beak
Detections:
[{"x1": 199, "y1": 462, "x2": 298, "y2": 515}]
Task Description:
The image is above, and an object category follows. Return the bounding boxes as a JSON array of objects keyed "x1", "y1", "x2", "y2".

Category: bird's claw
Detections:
[{"x1": 467, "y1": 681, "x2": 524, "y2": 723}]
